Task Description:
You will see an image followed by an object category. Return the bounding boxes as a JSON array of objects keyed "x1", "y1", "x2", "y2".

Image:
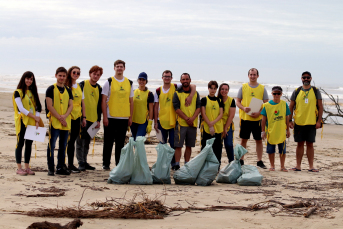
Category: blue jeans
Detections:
[
  {"x1": 157, "y1": 120, "x2": 175, "y2": 166},
  {"x1": 267, "y1": 141, "x2": 286, "y2": 154},
  {"x1": 223, "y1": 126, "x2": 234, "y2": 163},
  {"x1": 131, "y1": 121, "x2": 148, "y2": 140},
  {"x1": 47, "y1": 125, "x2": 69, "y2": 170}
]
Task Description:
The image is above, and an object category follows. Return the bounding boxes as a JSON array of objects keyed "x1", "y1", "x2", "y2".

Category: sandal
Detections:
[
  {"x1": 280, "y1": 168, "x2": 288, "y2": 172},
  {"x1": 291, "y1": 167, "x2": 301, "y2": 171},
  {"x1": 308, "y1": 169, "x2": 319, "y2": 172},
  {"x1": 269, "y1": 168, "x2": 275, "y2": 171}
]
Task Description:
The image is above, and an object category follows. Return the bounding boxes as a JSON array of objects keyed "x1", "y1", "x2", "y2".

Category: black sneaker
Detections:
[
  {"x1": 257, "y1": 160, "x2": 267, "y2": 169},
  {"x1": 173, "y1": 165, "x2": 180, "y2": 171},
  {"x1": 56, "y1": 168, "x2": 71, "y2": 175},
  {"x1": 85, "y1": 163, "x2": 96, "y2": 170},
  {"x1": 68, "y1": 164, "x2": 81, "y2": 173},
  {"x1": 63, "y1": 164, "x2": 71, "y2": 173},
  {"x1": 240, "y1": 159, "x2": 244, "y2": 166},
  {"x1": 79, "y1": 165, "x2": 86, "y2": 171},
  {"x1": 48, "y1": 169, "x2": 55, "y2": 176},
  {"x1": 102, "y1": 165, "x2": 110, "y2": 171}
]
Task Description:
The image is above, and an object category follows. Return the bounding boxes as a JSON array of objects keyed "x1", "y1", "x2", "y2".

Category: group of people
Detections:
[{"x1": 13, "y1": 61, "x2": 323, "y2": 177}]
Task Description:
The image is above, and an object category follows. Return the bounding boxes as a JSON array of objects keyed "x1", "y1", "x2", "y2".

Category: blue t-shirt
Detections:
[{"x1": 261, "y1": 100, "x2": 291, "y2": 127}]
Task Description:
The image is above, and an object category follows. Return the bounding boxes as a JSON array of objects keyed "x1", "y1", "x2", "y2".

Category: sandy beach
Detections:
[{"x1": 0, "y1": 92, "x2": 343, "y2": 229}]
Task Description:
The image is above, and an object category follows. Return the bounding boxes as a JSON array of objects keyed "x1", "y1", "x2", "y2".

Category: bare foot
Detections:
[
  {"x1": 280, "y1": 168, "x2": 288, "y2": 172},
  {"x1": 269, "y1": 168, "x2": 275, "y2": 171}
]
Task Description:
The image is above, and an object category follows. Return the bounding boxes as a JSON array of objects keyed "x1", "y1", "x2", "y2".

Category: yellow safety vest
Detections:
[
  {"x1": 176, "y1": 90, "x2": 198, "y2": 127},
  {"x1": 239, "y1": 83, "x2": 264, "y2": 121},
  {"x1": 294, "y1": 88, "x2": 317, "y2": 126},
  {"x1": 159, "y1": 84, "x2": 176, "y2": 129},
  {"x1": 49, "y1": 84, "x2": 71, "y2": 130},
  {"x1": 71, "y1": 84, "x2": 82, "y2": 120},
  {"x1": 108, "y1": 77, "x2": 131, "y2": 118},
  {"x1": 84, "y1": 80, "x2": 99, "y2": 122},
  {"x1": 264, "y1": 101, "x2": 287, "y2": 145},
  {"x1": 132, "y1": 89, "x2": 150, "y2": 124},
  {"x1": 222, "y1": 96, "x2": 235, "y2": 132},
  {"x1": 203, "y1": 96, "x2": 223, "y2": 134},
  {"x1": 12, "y1": 89, "x2": 36, "y2": 136}
]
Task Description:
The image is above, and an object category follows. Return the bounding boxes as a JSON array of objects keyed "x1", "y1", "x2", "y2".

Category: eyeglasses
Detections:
[
  {"x1": 302, "y1": 76, "x2": 311, "y2": 80},
  {"x1": 73, "y1": 71, "x2": 80, "y2": 75},
  {"x1": 272, "y1": 93, "x2": 281, "y2": 95},
  {"x1": 163, "y1": 76, "x2": 171, "y2": 78}
]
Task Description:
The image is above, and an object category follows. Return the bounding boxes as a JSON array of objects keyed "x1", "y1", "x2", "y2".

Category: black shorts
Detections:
[
  {"x1": 239, "y1": 119, "x2": 262, "y2": 140},
  {"x1": 294, "y1": 124, "x2": 316, "y2": 142}
]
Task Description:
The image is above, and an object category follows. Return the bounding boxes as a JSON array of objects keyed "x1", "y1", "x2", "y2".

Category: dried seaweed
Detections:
[{"x1": 27, "y1": 219, "x2": 82, "y2": 229}]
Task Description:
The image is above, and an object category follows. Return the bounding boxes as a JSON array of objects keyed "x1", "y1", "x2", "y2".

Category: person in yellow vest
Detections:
[
  {"x1": 46, "y1": 67, "x2": 73, "y2": 176},
  {"x1": 64, "y1": 66, "x2": 86, "y2": 173},
  {"x1": 154, "y1": 70, "x2": 196, "y2": 170},
  {"x1": 131, "y1": 72, "x2": 154, "y2": 140},
  {"x1": 217, "y1": 83, "x2": 236, "y2": 163},
  {"x1": 261, "y1": 86, "x2": 291, "y2": 172},
  {"x1": 172, "y1": 73, "x2": 201, "y2": 170},
  {"x1": 13, "y1": 71, "x2": 42, "y2": 176},
  {"x1": 289, "y1": 71, "x2": 323, "y2": 172},
  {"x1": 102, "y1": 60, "x2": 133, "y2": 170},
  {"x1": 236, "y1": 68, "x2": 269, "y2": 168},
  {"x1": 76, "y1": 65, "x2": 103, "y2": 171},
  {"x1": 201, "y1": 81, "x2": 224, "y2": 164}
]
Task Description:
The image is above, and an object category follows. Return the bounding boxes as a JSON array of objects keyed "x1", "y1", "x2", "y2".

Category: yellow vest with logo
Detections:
[
  {"x1": 294, "y1": 88, "x2": 317, "y2": 125},
  {"x1": 133, "y1": 89, "x2": 150, "y2": 124},
  {"x1": 264, "y1": 101, "x2": 287, "y2": 145},
  {"x1": 222, "y1": 96, "x2": 235, "y2": 132},
  {"x1": 50, "y1": 84, "x2": 71, "y2": 130},
  {"x1": 84, "y1": 80, "x2": 99, "y2": 122},
  {"x1": 108, "y1": 77, "x2": 131, "y2": 118},
  {"x1": 12, "y1": 89, "x2": 36, "y2": 136},
  {"x1": 159, "y1": 84, "x2": 176, "y2": 129},
  {"x1": 239, "y1": 83, "x2": 264, "y2": 121},
  {"x1": 176, "y1": 90, "x2": 198, "y2": 127},
  {"x1": 203, "y1": 96, "x2": 223, "y2": 134},
  {"x1": 71, "y1": 84, "x2": 82, "y2": 120}
]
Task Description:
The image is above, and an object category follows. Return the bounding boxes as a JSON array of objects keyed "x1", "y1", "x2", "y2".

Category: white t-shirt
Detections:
[
  {"x1": 154, "y1": 83, "x2": 182, "y2": 120},
  {"x1": 72, "y1": 83, "x2": 85, "y2": 99},
  {"x1": 102, "y1": 76, "x2": 134, "y2": 119}
]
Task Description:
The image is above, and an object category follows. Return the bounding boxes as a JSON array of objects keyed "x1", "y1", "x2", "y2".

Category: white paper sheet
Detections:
[
  {"x1": 87, "y1": 122, "x2": 100, "y2": 139},
  {"x1": 246, "y1": 97, "x2": 263, "y2": 115},
  {"x1": 156, "y1": 130, "x2": 164, "y2": 143},
  {"x1": 24, "y1": 125, "x2": 47, "y2": 142}
]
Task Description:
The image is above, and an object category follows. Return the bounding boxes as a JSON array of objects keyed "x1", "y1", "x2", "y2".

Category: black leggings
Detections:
[
  {"x1": 67, "y1": 117, "x2": 81, "y2": 165},
  {"x1": 15, "y1": 121, "x2": 33, "y2": 164}
]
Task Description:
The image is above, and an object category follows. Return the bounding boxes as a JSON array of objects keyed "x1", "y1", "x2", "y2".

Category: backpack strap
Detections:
[{"x1": 107, "y1": 77, "x2": 112, "y2": 87}]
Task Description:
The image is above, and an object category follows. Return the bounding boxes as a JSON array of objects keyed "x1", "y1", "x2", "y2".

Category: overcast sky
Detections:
[{"x1": 0, "y1": 0, "x2": 342, "y2": 86}]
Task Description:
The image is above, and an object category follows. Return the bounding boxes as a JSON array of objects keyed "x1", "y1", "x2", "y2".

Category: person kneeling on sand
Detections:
[{"x1": 261, "y1": 86, "x2": 290, "y2": 172}]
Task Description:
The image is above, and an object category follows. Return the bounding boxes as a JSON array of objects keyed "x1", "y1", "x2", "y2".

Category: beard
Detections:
[
  {"x1": 303, "y1": 81, "x2": 310, "y2": 86},
  {"x1": 182, "y1": 82, "x2": 189, "y2": 87}
]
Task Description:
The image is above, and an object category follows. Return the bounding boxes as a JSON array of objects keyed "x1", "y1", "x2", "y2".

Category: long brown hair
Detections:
[
  {"x1": 16, "y1": 71, "x2": 42, "y2": 112},
  {"x1": 217, "y1": 83, "x2": 230, "y2": 100},
  {"x1": 66, "y1": 66, "x2": 80, "y2": 88}
]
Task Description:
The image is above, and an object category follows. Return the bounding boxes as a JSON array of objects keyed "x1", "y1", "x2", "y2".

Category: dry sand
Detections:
[{"x1": 0, "y1": 92, "x2": 342, "y2": 229}]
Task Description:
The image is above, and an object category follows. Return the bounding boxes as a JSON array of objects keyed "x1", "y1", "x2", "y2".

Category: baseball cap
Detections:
[
  {"x1": 272, "y1": 86, "x2": 283, "y2": 92},
  {"x1": 138, "y1": 72, "x2": 148, "y2": 81},
  {"x1": 302, "y1": 71, "x2": 311, "y2": 77}
]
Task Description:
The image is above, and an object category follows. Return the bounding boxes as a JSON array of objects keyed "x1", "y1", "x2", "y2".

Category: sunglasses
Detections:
[
  {"x1": 302, "y1": 76, "x2": 311, "y2": 80},
  {"x1": 73, "y1": 71, "x2": 80, "y2": 75},
  {"x1": 272, "y1": 92, "x2": 281, "y2": 95}
]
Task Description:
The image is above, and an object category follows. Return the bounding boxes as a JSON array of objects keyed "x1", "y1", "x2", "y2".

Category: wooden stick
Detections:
[{"x1": 304, "y1": 207, "x2": 317, "y2": 218}]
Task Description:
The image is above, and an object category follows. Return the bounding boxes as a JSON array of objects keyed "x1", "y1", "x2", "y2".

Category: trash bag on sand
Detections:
[
  {"x1": 151, "y1": 143, "x2": 175, "y2": 184},
  {"x1": 216, "y1": 144, "x2": 248, "y2": 184},
  {"x1": 237, "y1": 165, "x2": 263, "y2": 186},
  {"x1": 108, "y1": 137, "x2": 135, "y2": 184},
  {"x1": 130, "y1": 136, "x2": 153, "y2": 185},
  {"x1": 195, "y1": 139, "x2": 219, "y2": 186},
  {"x1": 173, "y1": 138, "x2": 216, "y2": 185}
]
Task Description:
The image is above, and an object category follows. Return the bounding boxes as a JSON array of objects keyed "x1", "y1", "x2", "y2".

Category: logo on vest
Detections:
[
  {"x1": 60, "y1": 99, "x2": 63, "y2": 104},
  {"x1": 91, "y1": 91, "x2": 94, "y2": 97},
  {"x1": 166, "y1": 97, "x2": 171, "y2": 102},
  {"x1": 251, "y1": 92, "x2": 255, "y2": 97},
  {"x1": 212, "y1": 105, "x2": 216, "y2": 110},
  {"x1": 273, "y1": 110, "x2": 283, "y2": 121},
  {"x1": 120, "y1": 86, "x2": 125, "y2": 91},
  {"x1": 74, "y1": 93, "x2": 79, "y2": 98},
  {"x1": 136, "y1": 95, "x2": 141, "y2": 100}
]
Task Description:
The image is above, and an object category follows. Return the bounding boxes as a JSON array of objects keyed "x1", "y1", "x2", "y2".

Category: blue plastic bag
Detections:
[
  {"x1": 216, "y1": 144, "x2": 248, "y2": 184},
  {"x1": 173, "y1": 138, "x2": 215, "y2": 185},
  {"x1": 130, "y1": 136, "x2": 153, "y2": 185},
  {"x1": 151, "y1": 143, "x2": 175, "y2": 184},
  {"x1": 237, "y1": 165, "x2": 263, "y2": 186},
  {"x1": 108, "y1": 137, "x2": 135, "y2": 184},
  {"x1": 195, "y1": 139, "x2": 219, "y2": 186}
]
